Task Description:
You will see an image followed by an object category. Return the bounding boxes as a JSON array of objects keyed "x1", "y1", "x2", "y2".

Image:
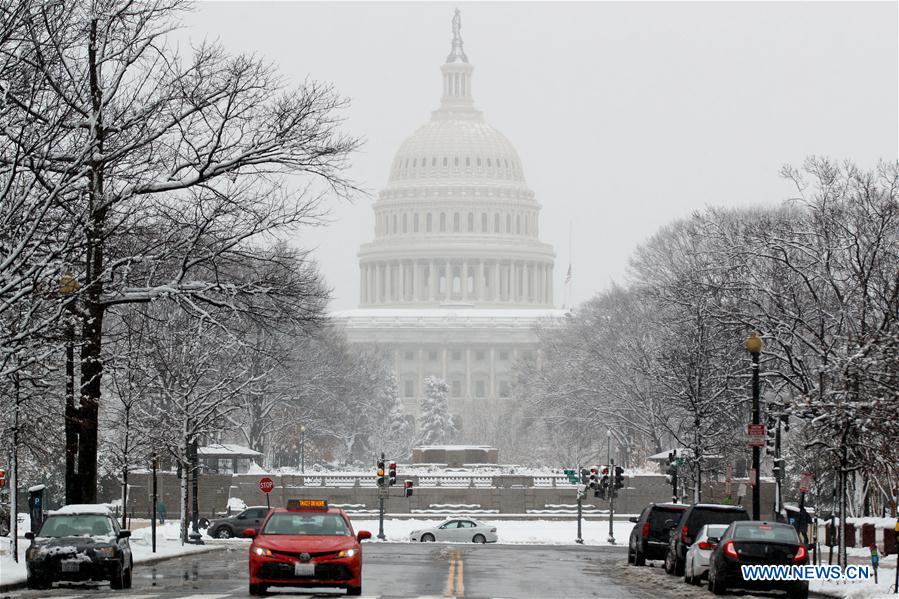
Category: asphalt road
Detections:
[{"x1": 1, "y1": 543, "x2": 830, "y2": 599}]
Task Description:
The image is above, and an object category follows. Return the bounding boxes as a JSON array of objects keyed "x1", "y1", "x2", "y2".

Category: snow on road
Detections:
[{"x1": 0, "y1": 522, "x2": 220, "y2": 588}]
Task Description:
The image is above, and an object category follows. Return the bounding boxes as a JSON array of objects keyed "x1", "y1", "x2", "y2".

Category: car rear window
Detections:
[
  {"x1": 649, "y1": 507, "x2": 686, "y2": 530},
  {"x1": 38, "y1": 515, "x2": 114, "y2": 538},
  {"x1": 733, "y1": 524, "x2": 799, "y2": 543},
  {"x1": 689, "y1": 509, "x2": 748, "y2": 533}
]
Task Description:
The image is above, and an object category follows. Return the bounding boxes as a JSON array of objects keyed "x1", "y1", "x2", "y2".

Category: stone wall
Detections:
[{"x1": 116, "y1": 472, "x2": 777, "y2": 520}]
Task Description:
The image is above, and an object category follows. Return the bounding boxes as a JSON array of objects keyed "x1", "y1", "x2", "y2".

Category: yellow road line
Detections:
[{"x1": 445, "y1": 553, "x2": 456, "y2": 597}]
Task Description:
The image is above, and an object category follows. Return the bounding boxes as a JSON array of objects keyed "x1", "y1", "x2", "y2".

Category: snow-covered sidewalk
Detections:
[
  {"x1": 0, "y1": 522, "x2": 223, "y2": 590},
  {"x1": 349, "y1": 517, "x2": 635, "y2": 545}
]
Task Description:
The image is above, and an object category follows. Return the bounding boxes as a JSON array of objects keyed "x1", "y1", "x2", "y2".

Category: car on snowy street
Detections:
[
  {"x1": 409, "y1": 518, "x2": 498, "y2": 543},
  {"x1": 628, "y1": 502, "x2": 688, "y2": 565},
  {"x1": 24, "y1": 504, "x2": 133, "y2": 591},
  {"x1": 682, "y1": 523, "x2": 729, "y2": 584},
  {"x1": 207, "y1": 505, "x2": 270, "y2": 539},
  {"x1": 245, "y1": 499, "x2": 371, "y2": 596},
  {"x1": 706, "y1": 521, "x2": 809, "y2": 598},
  {"x1": 664, "y1": 503, "x2": 749, "y2": 576}
]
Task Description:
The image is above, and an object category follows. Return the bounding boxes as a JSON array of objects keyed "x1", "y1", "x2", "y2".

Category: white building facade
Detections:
[{"x1": 333, "y1": 12, "x2": 565, "y2": 432}]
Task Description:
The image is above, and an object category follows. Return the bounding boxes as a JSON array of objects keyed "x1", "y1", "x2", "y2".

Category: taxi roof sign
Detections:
[{"x1": 287, "y1": 499, "x2": 328, "y2": 511}]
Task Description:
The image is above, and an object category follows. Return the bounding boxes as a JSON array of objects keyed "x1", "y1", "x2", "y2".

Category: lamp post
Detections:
[
  {"x1": 59, "y1": 273, "x2": 81, "y2": 505},
  {"x1": 746, "y1": 331, "x2": 764, "y2": 520},
  {"x1": 300, "y1": 425, "x2": 306, "y2": 474}
]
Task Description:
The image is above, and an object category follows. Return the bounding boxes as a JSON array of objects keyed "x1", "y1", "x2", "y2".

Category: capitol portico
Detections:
[{"x1": 333, "y1": 11, "x2": 565, "y2": 432}]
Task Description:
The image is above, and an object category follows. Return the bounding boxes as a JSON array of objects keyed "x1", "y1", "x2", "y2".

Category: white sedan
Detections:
[
  {"x1": 410, "y1": 518, "x2": 498, "y2": 543},
  {"x1": 684, "y1": 524, "x2": 730, "y2": 585}
]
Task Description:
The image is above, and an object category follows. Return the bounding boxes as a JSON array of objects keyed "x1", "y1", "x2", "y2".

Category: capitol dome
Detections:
[{"x1": 357, "y1": 10, "x2": 555, "y2": 309}]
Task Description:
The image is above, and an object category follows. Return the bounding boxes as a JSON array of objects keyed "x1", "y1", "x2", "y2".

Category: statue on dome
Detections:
[{"x1": 447, "y1": 8, "x2": 468, "y2": 63}]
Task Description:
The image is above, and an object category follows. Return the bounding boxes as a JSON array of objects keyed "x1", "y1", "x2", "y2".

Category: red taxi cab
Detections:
[{"x1": 245, "y1": 499, "x2": 371, "y2": 596}]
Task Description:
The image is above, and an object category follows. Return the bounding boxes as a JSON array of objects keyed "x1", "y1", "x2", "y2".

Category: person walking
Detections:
[{"x1": 157, "y1": 500, "x2": 167, "y2": 525}]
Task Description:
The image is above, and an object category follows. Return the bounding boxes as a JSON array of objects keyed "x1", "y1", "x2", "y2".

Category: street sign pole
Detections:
[
  {"x1": 151, "y1": 455, "x2": 158, "y2": 553},
  {"x1": 377, "y1": 486, "x2": 386, "y2": 541},
  {"x1": 608, "y1": 460, "x2": 616, "y2": 544},
  {"x1": 576, "y1": 493, "x2": 583, "y2": 545}
]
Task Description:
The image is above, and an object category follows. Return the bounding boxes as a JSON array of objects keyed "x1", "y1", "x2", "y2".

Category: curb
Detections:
[{"x1": 0, "y1": 544, "x2": 227, "y2": 594}]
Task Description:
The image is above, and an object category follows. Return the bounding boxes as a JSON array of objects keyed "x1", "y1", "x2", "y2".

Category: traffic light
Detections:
[
  {"x1": 772, "y1": 458, "x2": 785, "y2": 479},
  {"x1": 665, "y1": 452, "x2": 677, "y2": 484},
  {"x1": 0, "y1": 468, "x2": 5, "y2": 488},
  {"x1": 614, "y1": 466, "x2": 625, "y2": 490},
  {"x1": 599, "y1": 466, "x2": 610, "y2": 492},
  {"x1": 376, "y1": 458, "x2": 385, "y2": 487},
  {"x1": 388, "y1": 463, "x2": 397, "y2": 486},
  {"x1": 403, "y1": 480, "x2": 414, "y2": 497},
  {"x1": 579, "y1": 468, "x2": 589, "y2": 485},
  {"x1": 588, "y1": 468, "x2": 598, "y2": 489},
  {"x1": 765, "y1": 416, "x2": 777, "y2": 454}
]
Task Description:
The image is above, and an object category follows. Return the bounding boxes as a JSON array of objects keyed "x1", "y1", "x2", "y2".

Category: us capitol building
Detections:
[{"x1": 332, "y1": 12, "x2": 565, "y2": 433}]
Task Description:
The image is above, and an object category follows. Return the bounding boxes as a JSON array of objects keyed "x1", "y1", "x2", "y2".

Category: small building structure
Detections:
[
  {"x1": 412, "y1": 445, "x2": 498, "y2": 467},
  {"x1": 197, "y1": 444, "x2": 262, "y2": 474}
]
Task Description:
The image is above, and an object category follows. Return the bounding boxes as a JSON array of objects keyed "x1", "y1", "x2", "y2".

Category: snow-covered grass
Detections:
[
  {"x1": 810, "y1": 553, "x2": 896, "y2": 598},
  {"x1": 348, "y1": 517, "x2": 635, "y2": 545},
  {"x1": 0, "y1": 521, "x2": 222, "y2": 589}
]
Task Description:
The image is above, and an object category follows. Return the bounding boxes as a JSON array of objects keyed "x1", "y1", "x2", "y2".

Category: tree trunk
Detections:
[{"x1": 76, "y1": 16, "x2": 108, "y2": 505}]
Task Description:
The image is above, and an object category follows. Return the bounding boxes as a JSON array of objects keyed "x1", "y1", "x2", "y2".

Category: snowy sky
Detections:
[{"x1": 179, "y1": 2, "x2": 898, "y2": 310}]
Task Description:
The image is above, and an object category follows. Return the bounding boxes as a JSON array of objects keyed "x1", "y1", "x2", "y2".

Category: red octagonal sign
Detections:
[{"x1": 259, "y1": 477, "x2": 274, "y2": 494}]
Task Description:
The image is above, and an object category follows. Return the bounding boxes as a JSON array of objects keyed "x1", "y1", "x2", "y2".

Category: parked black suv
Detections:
[
  {"x1": 208, "y1": 506, "x2": 270, "y2": 539},
  {"x1": 664, "y1": 503, "x2": 749, "y2": 576},
  {"x1": 628, "y1": 503, "x2": 688, "y2": 566},
  {"x1": 25, "y1": 505, "x2": 133, "y2": 590}
]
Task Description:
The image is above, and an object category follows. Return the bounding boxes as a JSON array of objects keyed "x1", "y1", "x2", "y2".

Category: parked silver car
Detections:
[
  {"x1": 410, "y1": 518, "x2": 498, "y2": 543},
  {"x1": 684, "y1": 524, "x2": 729, "y2": 585}
]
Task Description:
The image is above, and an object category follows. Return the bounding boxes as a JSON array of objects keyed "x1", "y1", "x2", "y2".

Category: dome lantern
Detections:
[{"x1": 439, "y1": 9, "x2": 475, "y2": 115}]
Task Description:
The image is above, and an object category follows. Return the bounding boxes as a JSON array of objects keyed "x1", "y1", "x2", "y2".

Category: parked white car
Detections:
[
  {"x1": 409, "y1": 518, "x2": 498, "y2": 543},
  {"x1": 684, "y1": 524, "x2": 729, "y2": 585}
]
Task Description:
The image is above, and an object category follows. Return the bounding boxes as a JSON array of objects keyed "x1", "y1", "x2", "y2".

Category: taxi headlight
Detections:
[
  {"x1": 253, "y1": 546, "x2": 273, "y2": 556},
  {"x1": 337, "y1": 548, "x2": 357, "y2": 558},
  {"x1": 96, "y1": 546, "x2": 117, "y2": 558}
]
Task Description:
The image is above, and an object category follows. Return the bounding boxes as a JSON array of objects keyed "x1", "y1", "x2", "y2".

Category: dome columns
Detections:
[{"x1": 360, "y1": 258, "x2": 553, "y2": 307}]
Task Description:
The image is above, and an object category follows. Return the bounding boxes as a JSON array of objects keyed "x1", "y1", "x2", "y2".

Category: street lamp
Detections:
[
  {"x1": 59, "y1": 273, "x2": 81, "y2": 505},
  {"x1": 745, "y1": 331, "x2": 764, "y2": 520},
  {"x1": 300, "y1": 425, "x2": 306, "y2": 474}
]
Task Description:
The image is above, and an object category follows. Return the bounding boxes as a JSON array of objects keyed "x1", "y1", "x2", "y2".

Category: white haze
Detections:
[{"x1": 179, "y1": 1, "x2": 899, "y2": 309}]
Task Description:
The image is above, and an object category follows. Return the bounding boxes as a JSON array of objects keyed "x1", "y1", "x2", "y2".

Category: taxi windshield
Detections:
[{"x1": 262, "y1": 513, "x2": 350, "y2": 536}]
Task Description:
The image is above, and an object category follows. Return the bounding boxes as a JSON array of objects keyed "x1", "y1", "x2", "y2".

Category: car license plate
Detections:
[
  {"x1": 60, "y1": 560, "x2": 80, "y2": 572},
  {"x1": 294, "y1": 562, "x2": 315, "y2": 576}
]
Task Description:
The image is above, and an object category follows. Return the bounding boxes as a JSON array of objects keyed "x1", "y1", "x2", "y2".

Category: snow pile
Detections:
[
  {"x1": 50, "y1": 504, "x2": 113, "y2": 516},
  {"x1": 245, "y1": 462, "x2": 269, "y2": 475},
  {"x1": 227, "y1": 497, "x2": 248, "y2": 512},
  {"x1": 810, "y1": 553, "x2": 896, "y2": 598}
]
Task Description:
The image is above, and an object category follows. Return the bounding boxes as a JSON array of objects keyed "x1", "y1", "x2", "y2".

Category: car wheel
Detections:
[
  {"x1": 26, "y1": 576, "x2": 51, "y2": 590},
  {"x1": 110, "y1": 564, "x2": 125, "y2": 590},
  {"x1": 634, "y1": 548, "x2": 646, "y2": 566},
  {"x1": 673, "y1": 554, "x2": 685, "y2": 576},
  {"x1": 710, "y1": 570, "x2": 726, "y2": 595},
  {"x1": 627, "y1": 546, "x2": 635, "y2": 565},
  {"x1": 249, "y1": 583, "x2": 267, "y2": 595},
  {"x1": 122, "y1": 560, "x2": 133, "y2": 589},
  {"x1": 664, "y1": 549, "x2": 674, "y2": 574},
  {"x1": 346, "y1": 585, "x2": 362, "y2": 596},
  {"x1": 683, "y1": 560, "x2": 692, "y2": 585},
  {"x1": 421, "y1": 533, "x2": 435, "y2": 542},
  {"x1": 215, "y1": 526, "x2": 234, "y2": 539},
  {"x1": 472, "y1": 534, "x2": 486, "y2": 544}
]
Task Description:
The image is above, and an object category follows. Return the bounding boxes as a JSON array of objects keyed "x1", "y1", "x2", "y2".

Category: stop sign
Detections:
[{"x1": 259, "y1": 477, "x2": 274, "y2": 494}]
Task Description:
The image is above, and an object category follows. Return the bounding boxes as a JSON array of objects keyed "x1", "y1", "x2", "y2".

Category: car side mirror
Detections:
[
  {"x1": 241, "y1": 528, "x2": 257, "y2": 538},
  {"x1": 24, "y1": 531, "x2": 34, "y2": 541},
  {"x1": 357, "y1": 530, "x2": 372, "y2": 542},
  {"x1": 118, "y1": 530, "x2": 131, "y2": 539},
  {"x1": 628, "y1": 517, "x2": 639, "y2": 523},
  {"x1": 237, "y1": 514, "x2": 247, "y2": 520}
]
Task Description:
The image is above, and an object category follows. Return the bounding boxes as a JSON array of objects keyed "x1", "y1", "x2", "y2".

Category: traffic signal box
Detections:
[
  {"x1": 388, "y1": 463, "x2": 397, "y2": 486},
  {"x1": 403, "y1": 480, "x2": 414, "y2": 497},
  {"x1": 0, "y1": 468, "x2": 6, "y2": 488},
  {"x1": 376, "y1": 459, "x2": 386, "y2": 487},
  {"x1": 614, "y1": 466, "x2": 625, "y2": 490},
  {"x1": 665, "y1": 452, "x2": 677, "y2": 484},
  {"x1": 595, "y1": 466, "x2": 610, "y2": 500},
  {"x1": 588, "y1": 468, "x2": 598, "y2": 490}
]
